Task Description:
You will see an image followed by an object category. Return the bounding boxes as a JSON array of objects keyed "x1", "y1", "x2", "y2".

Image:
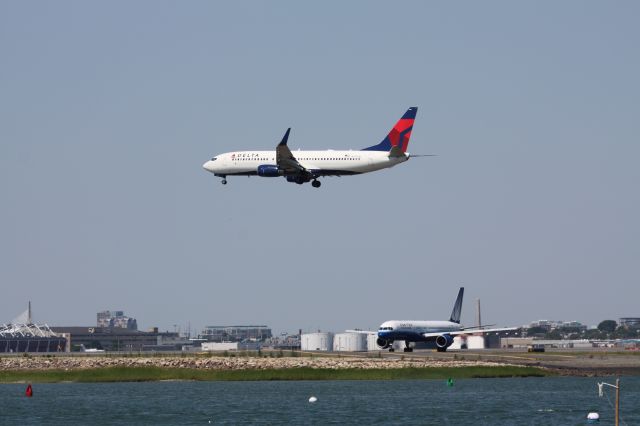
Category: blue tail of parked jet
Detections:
[
  {"x1": 362, "y1": 107, "x2": 417, "y2": 152},
  {"x1": 449, "y1": 287, "x2": 464, "y2": 324}
]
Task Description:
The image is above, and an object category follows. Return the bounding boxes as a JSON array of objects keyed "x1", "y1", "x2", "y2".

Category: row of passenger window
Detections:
[{"x1": 233, "y1": 157, "x2": 360, "y2": 161}]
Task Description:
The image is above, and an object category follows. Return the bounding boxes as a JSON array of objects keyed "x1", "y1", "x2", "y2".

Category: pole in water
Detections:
[
  {"x1": 447, "y1": 378, "x2": 454, "y2": 387},
  {"x1": 25, "y1": 384, "x2": 33, "y2": 397}
]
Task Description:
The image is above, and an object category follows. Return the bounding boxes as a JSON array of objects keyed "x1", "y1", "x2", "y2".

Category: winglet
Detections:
[
  {"x1": 449, "y1": 287, "x2": 464, "y2": 324},
  {"x1": 279, "y1": 128, "x2": 291, "y2": 146}
]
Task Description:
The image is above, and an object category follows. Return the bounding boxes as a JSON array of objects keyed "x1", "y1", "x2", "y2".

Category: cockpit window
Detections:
[
  {"x1": 378, "y1": 326, "x2": 394, "y2": 331},
  {"x1": 211, "y1": 157, "x2": 217, "y2": 161}
]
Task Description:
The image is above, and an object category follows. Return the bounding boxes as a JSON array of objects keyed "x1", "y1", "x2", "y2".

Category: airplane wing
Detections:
[
  {"x1": 345, "y1": 329, "x2": 377, "y2": 335},
  {"x1": 276, "y1": 128, "x2": 309, "y2": 175},
  {"x1": 422, "y1": 327, "x2": 517, "y2": 339}
]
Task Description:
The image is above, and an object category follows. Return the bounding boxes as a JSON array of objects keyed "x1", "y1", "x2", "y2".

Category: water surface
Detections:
[{"x1": 2, "y1": 376, "x2": 638, "y2": 425}]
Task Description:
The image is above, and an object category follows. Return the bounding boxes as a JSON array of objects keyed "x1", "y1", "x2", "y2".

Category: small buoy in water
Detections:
[
  {"x1": 308, "y1": 396, "x2": 318, "y2": 403},
  {"x1": 446, "y1": 377, "x2": 454, "y2": 387},
  {"x1": 25, "y1": 384, "x2": 33, "y2": 397},
  {"x1": 586, "y1": 412, "x2": 599, "y2": 423}
]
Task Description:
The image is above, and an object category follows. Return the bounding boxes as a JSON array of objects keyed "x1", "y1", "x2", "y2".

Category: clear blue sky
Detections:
[{"x1": 1, "y1": 1, "x2": 639, "y2": 334}]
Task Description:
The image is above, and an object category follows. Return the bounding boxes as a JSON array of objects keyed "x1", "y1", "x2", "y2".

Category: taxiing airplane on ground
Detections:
[
  {"x1": 203, "y1": 107, "x2": 419, "y2": 188},
  {"x1": 349, "y1": 288, "x2": 516, "y2": 352},
  {"x1": 80, "y1": 344, "x2": 105, "y2": 353}
]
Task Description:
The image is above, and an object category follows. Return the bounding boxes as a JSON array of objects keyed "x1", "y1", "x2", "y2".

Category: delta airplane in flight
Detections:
[
  {"x1": 350, "y1": 288, "x2": 516, "y2": 352},
  {"x1": 203, "y1": 107, "x2": 419, "y2": 187}
]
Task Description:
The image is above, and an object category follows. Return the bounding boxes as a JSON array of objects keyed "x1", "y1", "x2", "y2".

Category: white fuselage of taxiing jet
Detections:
[
  {"x1": 377, "y1": 320, "x2": 462, "y2": 342},
  {"x1": 203, "y1": 149, "x2": 408, "y2": 176}
]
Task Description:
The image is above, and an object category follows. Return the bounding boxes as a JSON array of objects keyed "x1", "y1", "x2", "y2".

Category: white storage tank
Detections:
[
  {"x1": 449, "y1": 335, "x2": 485, "y2": 350},
  {"x1": 392, "y1": 340, "x2": 407, "y2": 351},
  {"x1": 366, "y1": 334, "x2": 406, "y2": 351},
  {"x1": 333, "y1": 333, "x2": 367, "y2": 352},
  {"x1": 367, "y1": 333, "x2": 379, "y2": 351},
  {"x1": 301, "y1": 332, "x2": 333, "y2": 351}
]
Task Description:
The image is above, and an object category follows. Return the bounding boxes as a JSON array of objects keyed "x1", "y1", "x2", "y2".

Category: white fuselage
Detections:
[
  {"x1": 377, "y1": 320, "x2": 462, "y2": 341},
  {"x1": 203, "y1": 149, "x2": 408, "y2": 176}
]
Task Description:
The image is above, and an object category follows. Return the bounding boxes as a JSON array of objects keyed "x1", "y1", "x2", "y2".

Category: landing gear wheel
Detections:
[
  {"x1": 388, "y1": 348, "x2": 395, "y2": 352},
  {"x1": 221, "y1": 179, "x2": 227, "y2": 185},
  {"x1": 437, "y1": 347, "x2": 446, "y2": 352},
  {"x1": 403, "y1": 347, "x2": 413, "y2": 353},
  {"x1": 312, "y1": 180, "x2": 321, "y2": 188}
]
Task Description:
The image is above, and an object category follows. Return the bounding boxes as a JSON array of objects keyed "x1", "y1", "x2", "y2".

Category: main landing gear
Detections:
[{"x1": 311, "y1": 180, "x2": 321, "y2": 188}]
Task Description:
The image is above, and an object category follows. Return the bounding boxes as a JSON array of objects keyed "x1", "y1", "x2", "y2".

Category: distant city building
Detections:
[
  {"x1": 201, "y1": 325, "x2": 272, "y2": 342},
  {"x1": 527, "y1": 320, "x2": 586, "y2": 332},
  {"x1": 501, "y1": 337, "x2": 594, "y2": 349},
  {"x1": 619, "y1": 317, "x2": 640, "y2": 329},
  {"x1": 97, "y1": 310, "x2": 137, "y2": 330},
  {"x1": 267, "y1": 333, "x2": 301, "y2": 350}
]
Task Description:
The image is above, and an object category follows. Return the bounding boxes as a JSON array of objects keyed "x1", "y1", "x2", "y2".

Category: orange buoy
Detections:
[{"x1": 25, "y1": 384, "x2": 33, "y2": 397}]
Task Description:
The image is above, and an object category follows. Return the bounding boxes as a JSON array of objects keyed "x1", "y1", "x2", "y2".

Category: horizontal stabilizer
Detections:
[{"x1": 388, "y1": 146, "x2": 405, "y2": 158}]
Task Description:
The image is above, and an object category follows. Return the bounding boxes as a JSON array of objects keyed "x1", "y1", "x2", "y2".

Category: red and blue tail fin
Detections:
[{"x1": 362, "y1": 107, "x2": 417, "y2": 152}]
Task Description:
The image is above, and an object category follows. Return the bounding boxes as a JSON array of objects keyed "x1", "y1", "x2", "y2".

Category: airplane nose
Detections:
[{"x1": 203, "y1": 161, "x2": 214, "y2": 173}]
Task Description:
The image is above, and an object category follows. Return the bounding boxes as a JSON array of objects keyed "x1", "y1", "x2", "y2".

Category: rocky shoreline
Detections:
[
  {"x1": 0, "y1": 355, "x2": 515, "y2": 371},
  {"x1": 3, "y1": 351, "x2": 639, "y2": 377}
]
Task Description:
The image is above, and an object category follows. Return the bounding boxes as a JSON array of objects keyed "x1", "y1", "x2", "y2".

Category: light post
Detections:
[{"x1": 597, "y1": 378, "x2": 620, "y2": 426}]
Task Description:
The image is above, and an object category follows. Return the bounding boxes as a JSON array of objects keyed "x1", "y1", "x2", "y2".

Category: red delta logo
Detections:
[{"x1": 388, "y1": 118, "x2": 414, "y2": 152}]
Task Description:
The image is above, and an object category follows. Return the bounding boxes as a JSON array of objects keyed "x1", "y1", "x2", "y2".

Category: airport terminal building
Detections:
[
  {"x1": 201, "y1": 325, "x2": 272, "y2": 342},
  {"x1": 51, "y1": 326, "x2": 159, "y2": 351}
]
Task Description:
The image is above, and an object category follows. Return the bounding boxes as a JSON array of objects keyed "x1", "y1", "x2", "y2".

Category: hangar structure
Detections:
[
  {"x1": 0, "y1": 323, "x2": 67, "y2": 353},
  {"x1": 1, "y1": 302, "x2": 67, "y2": 353}
]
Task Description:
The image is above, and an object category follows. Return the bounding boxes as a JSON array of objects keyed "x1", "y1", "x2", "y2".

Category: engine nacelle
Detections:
[
  {"x1": 435, "y1": 334, "x2": 454, "y2": 349},
  {"x1": 376, "y1": 338, "x2": 391, "y2": 349},
  {"x1": 286, "y1": 175, "x2": 311, "y2": 185},
  {"x1": 257, "y1": 165, "x2": 281, "y2": 177}
]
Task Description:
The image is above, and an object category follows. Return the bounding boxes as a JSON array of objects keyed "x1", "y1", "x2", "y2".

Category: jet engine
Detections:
[
  {"x1": 257, "y1": 165, "x2": 281, "y2": 177},
  {"x1": 376, "y1": 337, "x2": 391, "y2": 349},
  {"x1": 435, "y1": 334, "x2": 454, "y2": 351}
]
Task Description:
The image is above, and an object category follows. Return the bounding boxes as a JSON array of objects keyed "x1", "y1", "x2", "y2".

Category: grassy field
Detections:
[{"x1": 0, "y1": 365, "x2": 550, "y2": 383}]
